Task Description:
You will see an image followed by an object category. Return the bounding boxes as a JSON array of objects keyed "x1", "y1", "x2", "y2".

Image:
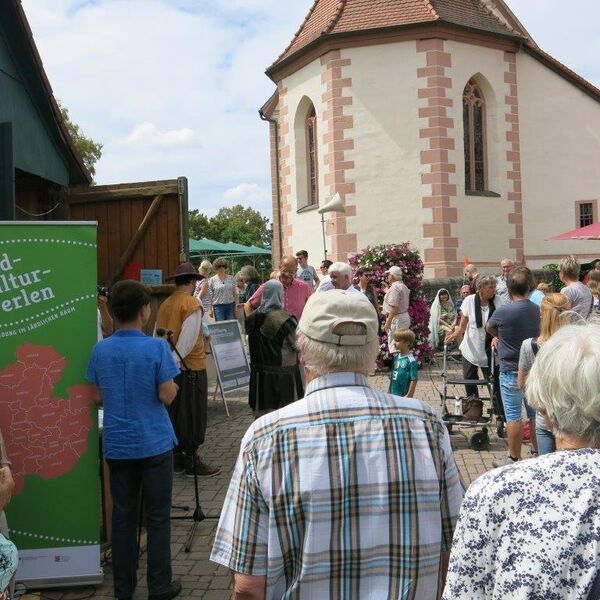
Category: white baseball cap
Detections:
[
  {"x1": 385, "y1": 266, "x2": 403, "y2": 278},
  {"x1": 298, "y1": 290, "x2": 378, "y2": 346}
]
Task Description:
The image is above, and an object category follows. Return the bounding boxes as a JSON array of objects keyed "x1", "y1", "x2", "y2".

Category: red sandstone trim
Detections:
[
  {"x1": 504, "y1": 52, "x2": 524, "y2": 262},
  {"x1": 276, "y1": 85, "x2": 294, "y2": 258},
  {"x1": 320, "y1": 50, "x2": 357, "y2": 261},
  {"x1": 417, "y1": 39, "x2": 461, "y2": 277},
  {"x1": 268, "y1": 120, "x2": 282, "y2": 265}
]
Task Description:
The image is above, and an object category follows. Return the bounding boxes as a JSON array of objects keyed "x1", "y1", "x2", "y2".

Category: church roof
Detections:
[{"x1": 270, "y1": 0, "x2": 523, "y2": 72}]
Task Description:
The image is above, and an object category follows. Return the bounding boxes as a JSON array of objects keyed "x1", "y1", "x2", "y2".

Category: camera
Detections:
[{"x1": 97, "y1": 286, "x2": 109, "y2": 298}]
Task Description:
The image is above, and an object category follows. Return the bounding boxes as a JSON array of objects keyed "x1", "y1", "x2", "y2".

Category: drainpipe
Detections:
[{"x1": 259, "y1": 109, "x2": 282, "y2": 263}]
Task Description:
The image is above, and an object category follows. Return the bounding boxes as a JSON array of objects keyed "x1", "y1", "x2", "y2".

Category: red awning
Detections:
[{"x1": 550, "y1": 222, "x2": 600, "y2": 240}]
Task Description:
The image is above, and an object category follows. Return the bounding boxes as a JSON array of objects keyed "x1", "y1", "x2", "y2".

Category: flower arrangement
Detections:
[{"x1": 349, "y1": 243, "x2": 433, "y2": 366}]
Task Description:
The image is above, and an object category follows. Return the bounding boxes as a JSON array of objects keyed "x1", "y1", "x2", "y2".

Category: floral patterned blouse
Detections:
[{"x1": 443, "y1": 449, "x2": 600, "y2": 600}]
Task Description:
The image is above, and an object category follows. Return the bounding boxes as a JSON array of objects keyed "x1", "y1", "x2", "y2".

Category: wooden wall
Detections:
[{"x1": 67, "y1": 180, "x2": 185, "y2": 285}]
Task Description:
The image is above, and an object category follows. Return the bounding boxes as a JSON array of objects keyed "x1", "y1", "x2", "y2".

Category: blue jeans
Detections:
[
  {"x1": 536, "y1": 425, "x2": 556, "y2": 455},
  {"x1": 107, "y1": 450, "x2": 173, "y2": 598},
  {"x1": 213, "y1": 302, "x2": 236, "y2": 321},
  {"x1": 500, "y1": 371, "x2": 536, "y2": 423}
]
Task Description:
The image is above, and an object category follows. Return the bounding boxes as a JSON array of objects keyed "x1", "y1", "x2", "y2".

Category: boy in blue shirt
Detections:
[
  {"x1": 389, "y1": 328, "x2": 419, "y2": 397},
  {"x1": 86, "y1": 281, "x2": 181, "y2": 600}
]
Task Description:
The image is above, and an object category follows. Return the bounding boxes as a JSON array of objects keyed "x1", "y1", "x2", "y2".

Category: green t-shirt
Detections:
[{"x1": 389, "y1": 352, "x2": 419, "y2": 396}]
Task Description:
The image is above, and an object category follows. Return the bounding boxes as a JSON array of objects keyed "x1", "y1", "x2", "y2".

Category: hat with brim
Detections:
[
  {"x1": 298, "y1": 290, "x2": 378, "y2": 346},
  {"x1": 166, "y1": 262, "x2": 203, "y2": 281}
]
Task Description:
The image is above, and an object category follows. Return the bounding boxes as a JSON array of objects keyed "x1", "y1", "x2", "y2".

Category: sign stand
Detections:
[
  {"x1": 207, "y1": 320, "x2": 250, "y2": 417},
  {"x1": 212, "y1": 379, "x2": 230, "y2": 417}
]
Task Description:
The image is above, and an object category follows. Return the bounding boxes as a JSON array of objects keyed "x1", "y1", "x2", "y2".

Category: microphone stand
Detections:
[{"x1": 164, "y1": 332, "x2": 206, "y2": 553}]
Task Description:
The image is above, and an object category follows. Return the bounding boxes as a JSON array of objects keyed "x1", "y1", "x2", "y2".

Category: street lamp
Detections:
[{"x1": 318, "y1": 192, "x2": 346, "y2": 260}]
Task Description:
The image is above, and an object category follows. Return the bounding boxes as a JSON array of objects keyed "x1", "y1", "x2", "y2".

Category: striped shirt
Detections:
[{"x1": 211, "y1": 372, "x2": 464, "y2": 599}]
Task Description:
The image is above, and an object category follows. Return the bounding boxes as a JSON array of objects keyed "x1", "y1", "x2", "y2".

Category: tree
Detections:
[
  {"x1": 188, "y1": 205, "x2": 271, "y2": 248},
  {"x1": 58, "y1": 101, "x2": 103, "y2": 178},
  {"x1": 189, "y1": 209, "x2": 211, "y2": 240}
]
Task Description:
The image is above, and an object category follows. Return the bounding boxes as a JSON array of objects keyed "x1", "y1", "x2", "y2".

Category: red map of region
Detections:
[{"x1": 0, "y1": 344, "x2": 93, "y2": 495}]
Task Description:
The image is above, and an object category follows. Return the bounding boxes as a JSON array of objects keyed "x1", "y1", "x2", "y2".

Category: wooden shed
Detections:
[{"x1": 67, "y1": 179, "x2": 189, "y2": 286}]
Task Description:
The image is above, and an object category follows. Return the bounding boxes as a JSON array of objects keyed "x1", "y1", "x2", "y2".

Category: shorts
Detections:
[{"x1": 500, "y1": 371, "x2": 536, "y2": 423}]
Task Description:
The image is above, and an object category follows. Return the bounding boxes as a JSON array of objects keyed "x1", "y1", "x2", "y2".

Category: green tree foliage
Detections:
[
  {"x1": 58, "y1": 101, "x2": 103, "y2": 178},
  {"x1": 189, "y1": 205, "x2": 271, "y2": 247}
]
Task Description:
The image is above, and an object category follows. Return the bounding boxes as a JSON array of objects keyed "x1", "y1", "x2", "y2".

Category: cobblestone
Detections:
[{"x1": 40, "y1": 359, "x2": 519, "y2": 599}]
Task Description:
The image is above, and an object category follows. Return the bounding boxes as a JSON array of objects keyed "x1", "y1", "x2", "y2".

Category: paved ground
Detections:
[{"x1": 30, "y1": 356, "x2": 520, "y2": 600}]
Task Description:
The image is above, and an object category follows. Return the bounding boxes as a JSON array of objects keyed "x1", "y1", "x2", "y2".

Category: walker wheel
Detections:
[{"x1": 470, "y1": 428, "x2": 490, "y2": 451}]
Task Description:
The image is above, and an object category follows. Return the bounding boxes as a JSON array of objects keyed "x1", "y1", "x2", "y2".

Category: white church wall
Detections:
[
  {"x1": 518, "y1": 52, "x2": 600, "y2": 268},
  {"x1": 342, "y1": 41, "x2": 424, "y2": 254},
  {"x1": 283, "y1": 60, "x2": 329, "y2": 263},
  {"x1": 444, "y1": 40, "x2": 514, "y2": 267}
]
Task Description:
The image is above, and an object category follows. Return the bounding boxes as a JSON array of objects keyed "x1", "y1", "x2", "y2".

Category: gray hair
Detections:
[
  {"x1": 297, "y1": 322, "x2": 378, "y2": 377},
  {"x1": 464, "y1": 264, "x2": 478, "y2": 275},
  {"x1": 328, "y1": 262, "x2": 352, "y2": 278},
  {"x1": 559, "y1": 255, "x2": 580, "y2": 279},
  {"x1": 526, "y1": 323, "x2": 600, "y2": 446},
  {"x1": 240, "y1": 264, "x2": 260, "y2": 281},
  {"x1": 476, "y1": 275, "x2": 497, "y2": 291}
]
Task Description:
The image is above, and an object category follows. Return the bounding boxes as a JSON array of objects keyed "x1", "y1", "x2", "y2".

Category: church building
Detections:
[{"x1": 260, "y1": 0, "x2": 600, "y2": 277}]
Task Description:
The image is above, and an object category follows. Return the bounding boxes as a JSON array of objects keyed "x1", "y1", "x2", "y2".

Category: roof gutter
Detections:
[{"x1": 259, "y1": 108, "x2": 283, "y2": 263}]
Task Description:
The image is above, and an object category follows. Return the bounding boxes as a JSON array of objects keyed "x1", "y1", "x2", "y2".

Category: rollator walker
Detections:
[{"x1": 439, "y1": 344, "x2": 505, "y2": 450}]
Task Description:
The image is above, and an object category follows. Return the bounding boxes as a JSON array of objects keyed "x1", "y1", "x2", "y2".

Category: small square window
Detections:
[{"x1": 579, "y1": 202, "x2": 594, "y2": 228}]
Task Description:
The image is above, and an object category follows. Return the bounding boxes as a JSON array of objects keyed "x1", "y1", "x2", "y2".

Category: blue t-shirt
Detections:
[
  {"x1": 389, "y1": 352, "x2": 419, "y2": 397},
  {"x1": 86, "y1": 330, "x2": 179, "y2": 460},
  {"x1": 487, "y1": 299, "x2": 540, "y2": 373}
]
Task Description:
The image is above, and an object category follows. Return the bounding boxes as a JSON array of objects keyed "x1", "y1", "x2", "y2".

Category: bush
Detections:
[
  {"x1": 349, "y1": 243, "x2": 433, "y2": 366},
  {"x1": 542, "y1": 264, "x2": 565, "y2": 292}
]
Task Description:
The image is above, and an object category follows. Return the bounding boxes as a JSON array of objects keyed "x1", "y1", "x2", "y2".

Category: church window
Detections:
[
  {"x1": 305, "y1": 107, "x2": 318, "y2": 206},
  {"x1": 578, "y1": 202, "x2": 595, "y2": 228},
  {"x1": 463, "y1": 80, "x2": 487, "y2": 193}
]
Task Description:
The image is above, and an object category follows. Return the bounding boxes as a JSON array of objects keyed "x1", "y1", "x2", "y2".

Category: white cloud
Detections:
[
  {"x1": 223, "y1": 182, "x2": 271, "y2": 213},
  {"x1": 119, "y1": 123, "x2": 196, "y2": 147}
]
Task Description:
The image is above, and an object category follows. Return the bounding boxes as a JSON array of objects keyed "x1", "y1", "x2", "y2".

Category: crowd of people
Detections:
[{"x1": 3, "y1": 250, "x2": 600, "y2": 600}]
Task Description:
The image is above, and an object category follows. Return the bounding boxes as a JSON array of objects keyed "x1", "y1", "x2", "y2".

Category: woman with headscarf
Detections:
[
  {"x1": 245, "y1": 280, "x2": 304, "y2": 417},
  {"x1": 429, "y1": 288, "x2": 456, "y2": 349}
]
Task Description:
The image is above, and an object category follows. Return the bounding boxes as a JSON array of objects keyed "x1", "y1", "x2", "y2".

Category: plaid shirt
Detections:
[{"x1": 211, "y1": 372, "x2": 463, "y2": 599}]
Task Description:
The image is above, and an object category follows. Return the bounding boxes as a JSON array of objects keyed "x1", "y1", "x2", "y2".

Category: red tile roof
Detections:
[{"x1": 272, "y1": 0, "x2": 520, "y2": 69}]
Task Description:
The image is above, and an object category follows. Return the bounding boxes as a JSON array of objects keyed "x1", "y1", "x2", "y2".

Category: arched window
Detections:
[
  {"x1": 305, "y1": 106, "x2": 318, "y2": 206},
  {"x1": 463, "y1": 80, "x2": 487, "y2": 192}
]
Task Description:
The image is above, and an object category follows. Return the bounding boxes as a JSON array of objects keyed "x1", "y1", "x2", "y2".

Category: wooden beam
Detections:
[
  {"x1": 110, "y1": 194, "x2": 164, "y2": 285},
  {"x1": 69, "y1": 182, "x2": 179, "y2": 203},
  {"x1": 0, "y1": 123, "x2": 15, "y2": 220}
]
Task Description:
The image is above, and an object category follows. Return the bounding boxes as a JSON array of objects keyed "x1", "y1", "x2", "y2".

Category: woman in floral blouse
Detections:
[{"x1": 443, "y1": 323, "x2": 600, "y2": 599}]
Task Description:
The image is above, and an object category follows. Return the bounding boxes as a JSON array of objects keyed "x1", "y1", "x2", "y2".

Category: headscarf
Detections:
[
  {"x1": 258, "y1": 279, "x2": 284, "y2": 314},
  {"x1": 428, "y1": 288, "x2": 455, "y2": 346}
]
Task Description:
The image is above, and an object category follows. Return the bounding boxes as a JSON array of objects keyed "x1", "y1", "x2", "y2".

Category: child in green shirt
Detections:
[{"x1": 389, "y1": 328, "x2": 418, "y2": 397}]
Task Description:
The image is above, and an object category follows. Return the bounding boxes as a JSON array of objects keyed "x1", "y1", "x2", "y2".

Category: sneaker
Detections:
[
  {"x1": 184, "y1": 458, "x2": 221, "y2": 478},
  {"x1": 173, "y1": 453, "x2": 185, "y2": 474},
  {"x1": 492, "y1": 454, "x2": 520, "y2": 468},
  {"x1": 148, "y1": 580, "x2": 182, "y2": 600}
]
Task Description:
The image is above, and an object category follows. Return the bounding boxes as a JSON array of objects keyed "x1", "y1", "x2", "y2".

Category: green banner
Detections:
[{"x1": 0, "y1": 222, "x2": 101, "y2": 586}]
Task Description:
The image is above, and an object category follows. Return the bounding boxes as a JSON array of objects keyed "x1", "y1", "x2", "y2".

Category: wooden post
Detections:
[
  {"x1": 0, "y1": 123, "x2": 15, "y2": 220},
  {"x1": 178, "y1": 176, "x2": 189, "y2": 262}
]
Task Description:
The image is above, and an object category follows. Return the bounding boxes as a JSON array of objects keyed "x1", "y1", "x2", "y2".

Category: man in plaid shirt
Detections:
[{"x1": 211, "y1": 290, "x2": 463, "y2": 599}]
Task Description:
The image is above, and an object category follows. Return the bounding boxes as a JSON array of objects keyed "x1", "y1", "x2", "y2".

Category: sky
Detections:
[{"x1": 21, "y1": 0, "x2": 600, "y2": 219}]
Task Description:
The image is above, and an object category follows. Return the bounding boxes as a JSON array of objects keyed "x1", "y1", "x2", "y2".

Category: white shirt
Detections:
[
  {"x1": 316, "y1": 277, "x2": 362, "y2": 295},
  {"x1": 458, "y1": 294, "x2": 490, "y2": 367}
]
